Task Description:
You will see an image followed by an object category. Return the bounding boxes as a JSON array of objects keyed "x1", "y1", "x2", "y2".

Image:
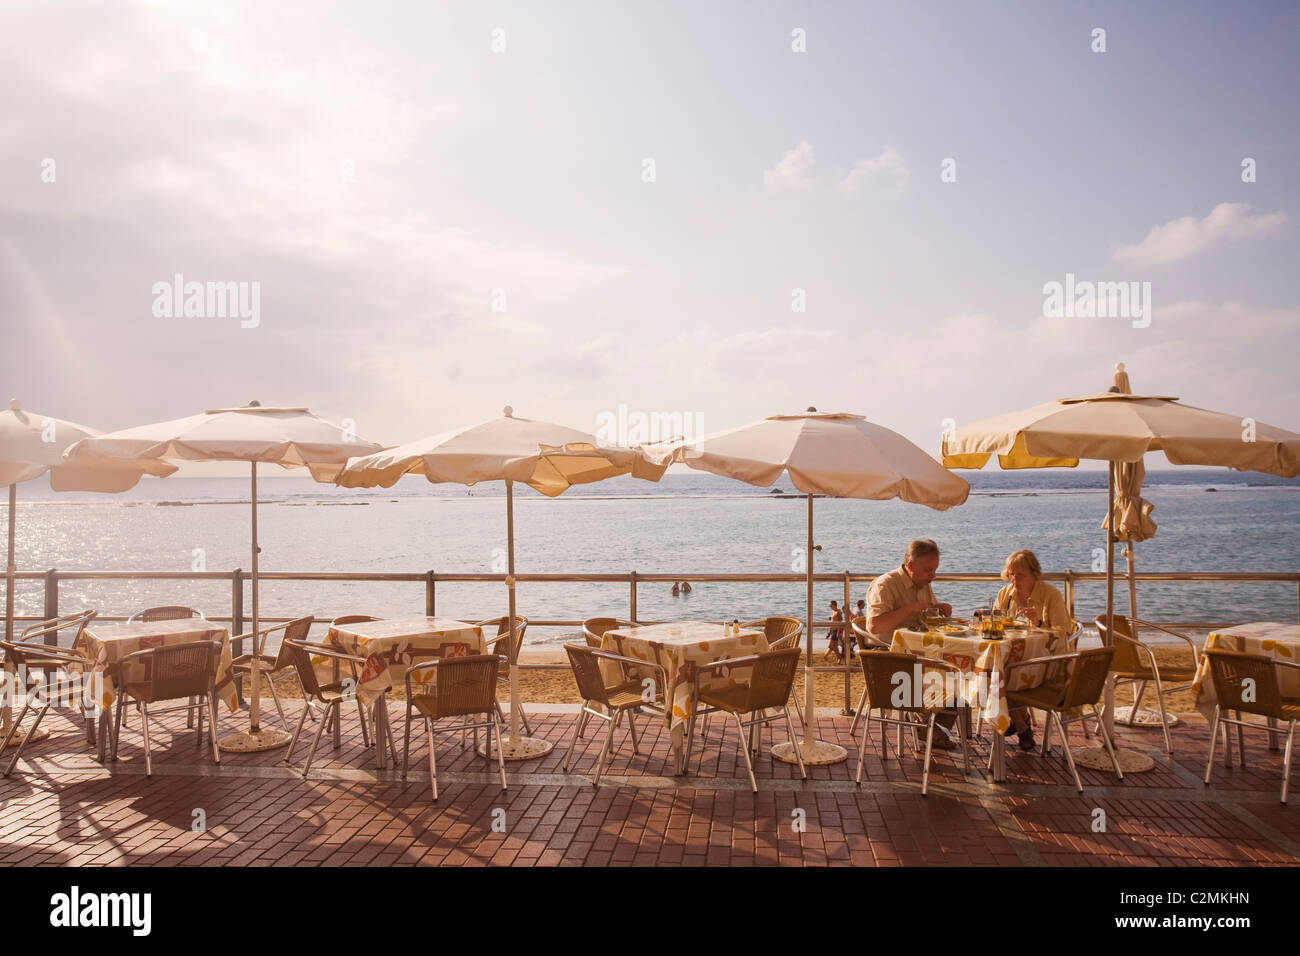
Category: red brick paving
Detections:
[{"x1": 0, "y1": 703, "x2": 1295, "y2": 866}]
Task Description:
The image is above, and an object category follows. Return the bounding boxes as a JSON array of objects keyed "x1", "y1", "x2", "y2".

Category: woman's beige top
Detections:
[{"x1": 994, "y1": 578, "x2": 1073, "y2": 640}]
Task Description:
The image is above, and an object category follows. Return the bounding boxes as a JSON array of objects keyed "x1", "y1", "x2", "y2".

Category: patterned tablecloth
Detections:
[
  {"x1": 324, "y1": 617, "x2": 486, "y2": 706},
  {"x1": 600, "y1": 621, "x2": 770, "y2": 731},
  {"x1": 891, "y1": 627, "x2": 1066, "y2": 734},
  {"x1": 1192, "y1": 622, "x2": 1300, "y2": 718},
  {"x1": 74, "y1": 619, "x2": 238, "y2": 713}
]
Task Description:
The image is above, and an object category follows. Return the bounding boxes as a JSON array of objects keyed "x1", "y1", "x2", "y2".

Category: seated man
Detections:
[{"x1": 865, "y1": 539, "x2": 959, "y2": 744}]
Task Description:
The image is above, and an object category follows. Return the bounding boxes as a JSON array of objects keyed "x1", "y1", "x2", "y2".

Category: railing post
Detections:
[
  {"x1": 1063, "y1": 569, "x2": 1075, "y2": 620},
  {"x1": 842, "y1": 570, "x2": 854, "y2": 714},
  {"x1": 629, "y1": 571, "x2": 638, "y2": 623},
  {"x1": 42, "y1": 569, "x2": 58, "y2": 644},
  {"x1": 232, "y1": 568, "x2": 245, "y2": 703},
  {"x1": 426, "y1": 570, "x2": 436, "y2": 617}
]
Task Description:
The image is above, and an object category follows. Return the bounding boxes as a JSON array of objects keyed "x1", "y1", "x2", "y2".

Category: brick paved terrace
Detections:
[{"x1": 1, "y1": 703, "x2": 1296, "y2": 867}]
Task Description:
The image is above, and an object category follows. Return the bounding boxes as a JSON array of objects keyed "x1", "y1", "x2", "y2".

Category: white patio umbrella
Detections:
[
  {"x1": 639, "y1": 408, "x2": 970, "y2": 766},
  {"x1": 337, "y1": 406, "x2": 666, "y2": 760},
  {"x1": 942, "y1": 362, "x2": 1300, "y2": 756},
  {"x1": 1, "y1": 399, "x2": 174, "y2": 744},
  {"x1": 60, "y1": 403, "x2": 383, "y2": 752}
]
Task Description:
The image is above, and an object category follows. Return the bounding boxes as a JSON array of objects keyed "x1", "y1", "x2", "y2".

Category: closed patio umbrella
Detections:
[
  {"x1": 942, "y1": 362, "x2": 1300, "y2": 753},
  {"x1": 60, "y1": 403, "x2": 383, "y2": 752},
  {"x1": 1, "y1": 399, "x2": 174, "y2": 743},
  {"x1": 639, "y1": 408, "x2": 970, "y2": 766},
  {"x1": 337, "y1": 405, "x2": 666, "y2": 760}
]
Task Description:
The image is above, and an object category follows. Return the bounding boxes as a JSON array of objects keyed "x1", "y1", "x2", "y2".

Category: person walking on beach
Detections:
[
  {"x1": 826, "y1": 600, "x2": 845, "y2": 662},
  {"x1": 865, "y1": 539, "x2": 958, "y2": 745}
]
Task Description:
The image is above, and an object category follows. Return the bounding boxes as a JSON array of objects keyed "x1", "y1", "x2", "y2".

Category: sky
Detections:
[{"x1": 2, "y1": 0, "x2": 1297, "y2": 473}]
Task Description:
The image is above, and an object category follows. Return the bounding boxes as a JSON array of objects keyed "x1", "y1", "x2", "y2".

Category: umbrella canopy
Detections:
[
  {"x1": 640, "y1": 409, "x2": 970, "y2": 764},
  {"x1": 338, "y1": 406, "x2": 667, "y2": 759},
  {"x1": 61, "y1": 404, "x2": 384, "y2": 751},
  {"x1": 337, "y1": 407, "x2": 662, "y2": 493},
  {"x1": 2, "y1": 400, "x2": 175, "y2": 643}
]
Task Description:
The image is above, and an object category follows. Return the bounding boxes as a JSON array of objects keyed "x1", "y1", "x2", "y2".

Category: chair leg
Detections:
[
  {"x1": 1128, "y1": 681, "x2": 1147, "y2": 725},
  {"x1": 733, "y1": 713, "x2": 757, "y2": 792},
  {"x1": 357, "y1": 698, "x2": 371, "y2": 749},
  {"x1": 140, "y1": 701, "x2": 153, "y2": 779},
  {"x1": 562, "y1": 709, "x2": 586, "y2": 772},
  {"x1": 595, "y1": 713, "x2": 615, "y2": 787},
  {"x1": 427, "y1": 718, "x2": 438, "y2": 802},
  {"x1": 920, "y1": 715, "x2": 936, "y2": 796},
  {"x1": 286, "y1": 702, "x2": 310, "y2": 765},
  {"x1": 1058, "y1": 713, "x2": 1083, "y2": 793},
  {"x1": 266, "y1": 675, "x2": 288, "y2": 731},
  {"x1": 3, "y1": 700, "x2": 38, "y2": 777},
  {"x1": 855, "y1": 708, "x2": 870, "y2": 785},
  {"x1": 112, "y1": 695, "x2": 124, "y2": 762},
  {"x1": 303, "y1": 701, "x2": 334, "y2": 778},
  {"x1": 1281, "y1": 721, "x2": 1295, "y2": 804},
  {"x1": 492, "y1": 714, "x2": 508, "y2": 793},
  {"x1": 626, "y1": 708, "x2": 640, "y2": 755},
  {"x1": 1204, "y1": 706, "x2": 1221, "y2": 785},
  {"x1": 1235, "y1": 711, "x2": 1246, "y2": 767},
  {"x1": 849, "y1": 686, "x2": 869, "y2": 737},
  {"x1": 958, "y1": 707, "x2": 971, "y2": 778},
  {"x1": 195, "y1": 690, "x2": 205, "y2": 746},
  {"x1": 1091, "y1": 706, "x2": 1123, "y2": 780},
  {"x1": 186, "y1": 695, "x2": 195, "y2": 729},
  {"x1": 206, "y1": 695, "x2": 220, "y2": 765}
]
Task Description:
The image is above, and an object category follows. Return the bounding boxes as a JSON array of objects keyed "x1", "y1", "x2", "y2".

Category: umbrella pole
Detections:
[
  {"x1": 772, "y1": 492, "x2": 847, "y2": 766},
  {"x1": 486, "y1": 479, "x2": 552, "y2": 761},
  {"x1": 219, "y1": 460, "x2": 290, "y2": 752},
  {"x1": 1104, "y1": 462, "x2": 1116, "y2": 737},
  {"x1": 2, "y1": 484, "x2": 14, "y2": 734}
]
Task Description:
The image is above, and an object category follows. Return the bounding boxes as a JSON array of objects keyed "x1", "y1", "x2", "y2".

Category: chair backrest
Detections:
[
  {"x1": 131, "y1": 606, "x2": 203, "y2": 623},
  {"x1": 16, "y1": 610, "x2": 98, "y2": 649},
  {"x1": 849, "y1": 615, "x2": 888, "y2": 649},
  {"x1": 480, "y1": 616, "x2": 528, "y2": 656},
  {"x1": 582, "y1": 617, "x2": 630, "y2": 648},
  {"x1": 859, "y1": 651, "x2": 928, "y2": 713},
  {"x1": 564, "y1": 642, "x2": 614, "y2": 706},
  {"x1": 331, "y1": 615, "x2": 377, "y2": 627},
  {"x1": 744, "y1": 617, "x2": 803, "y2": 650},
  {"x1": 1059, "y1": 646, "x2": 1116, "y2": 709},
  {"x1": 1205, "y1": 649, "x2": 1287, "y2": 719},
  {"x1": 281, "y1": 639, "x2": 329, "y2": 700},
  {"x1": 736, "y1": 647, "x2": 802, "y2": 712},
  {"x1": 1094, "y1": 615, "x2": 1145, "y2": 672},
  {"x1": 422, "y1": 655, "x2": 501, "y2": 719},
  {"x1": 119, "y1": 641, "x2": 218, "y2": 702},
  {"x1": 271, "y1": 616, "x2": 315, "y2": 668}
]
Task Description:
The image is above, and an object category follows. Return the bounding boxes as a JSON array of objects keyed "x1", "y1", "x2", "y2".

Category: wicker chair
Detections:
[
  {"x1": 230, "y1": 616, "x2": 314, "y2": 732},
  {"x1": 693, "y1": 647, "x2": 806, "y2": 791},
  {"x1": 1202, "y1": 649, "x2": 1300, "y2": 803},
  {"x1": 1095, "y1": 615, "x2": 1201, "y2": 754},
  {"x1": 855, "y1": 651, "x2": 971, "y2": 796},
  {"x1": 110, "y1": 640, "x2": 222, "y2": 777},
  {"x1": 478, "y1": 616, "x2": 531, "y2": 736},
  {"x1": 127, "y1": 605, "x2": 206, "y2": 728},
  {"x1": 1005, "y1": 646, "x2": 1123, "y2": 793},
  {"x1": 0, "y1": 611, "x2": 99, "y2": 777},
  {"x1": 562, "y1": 642, "x2": 665, "y2": 787},
  {"x1": 402, "y1": 654, "x2": 507, "y2": 801},
  {"x1": 582, "y1": 617, "x2": 634, "y2": 648},
  {"x1": 279, "y1": 638, "x2": 384, "y2": 776},
  {"x1": 847, "y1": 615, "x2": 890, "y2": 737},
  {"x1": 741, "y1": 617, "x2": 804, "y2": 652}
]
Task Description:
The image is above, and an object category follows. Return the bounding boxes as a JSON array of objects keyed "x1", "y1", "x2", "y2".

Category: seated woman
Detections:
[{"x1": 994, "y1": 549, "x2": 1073, "y2": 751}]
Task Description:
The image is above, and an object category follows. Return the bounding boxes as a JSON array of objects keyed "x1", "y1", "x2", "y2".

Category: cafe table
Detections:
[
  {"x1": 73, "y1": 618, "x2": 238, "y2": 761},
  {"x1": 1191, "y1": 622, "x2": 1300, "y2": 753},
  {"x1": 892, "y1": 624, "x2": 1067, "y2": 782},
  {"x1": 324, "y1": 616, "x2": 487, "y2": 770},
  {"x1": 600, "y1": 620, "x2": 769, "y2": 775}
]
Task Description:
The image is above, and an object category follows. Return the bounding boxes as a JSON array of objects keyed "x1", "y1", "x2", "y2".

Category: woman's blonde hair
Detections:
[{"x1": 1001, "y1": 549, "x2": 1042, "y2": 582}]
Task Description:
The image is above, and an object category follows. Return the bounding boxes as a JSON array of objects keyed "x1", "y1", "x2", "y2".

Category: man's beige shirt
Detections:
[{"x1": 866, "y1": 565, "x2": 936, "y2": 640}]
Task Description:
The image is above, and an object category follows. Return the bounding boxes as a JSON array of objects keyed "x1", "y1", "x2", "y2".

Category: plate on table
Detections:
[{"x1": 939, "y1": 624, "x2": 972, "y2": 636}]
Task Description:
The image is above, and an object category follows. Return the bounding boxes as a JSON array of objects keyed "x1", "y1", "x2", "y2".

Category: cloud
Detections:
[
  {"x1": 762, "y1": 141, "x2": 816, "y2": 191},
  {"x1": 1113, "y1": 202, "x2": 1286, "y2": 266},
  {"x1": 839, "y1": 147, "x2": 909, "y2": 195}
]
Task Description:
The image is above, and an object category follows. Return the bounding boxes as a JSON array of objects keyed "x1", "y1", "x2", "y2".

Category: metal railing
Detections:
[{"x1": 6, "y1": 566, "x2": 1298, "y2": 712}]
